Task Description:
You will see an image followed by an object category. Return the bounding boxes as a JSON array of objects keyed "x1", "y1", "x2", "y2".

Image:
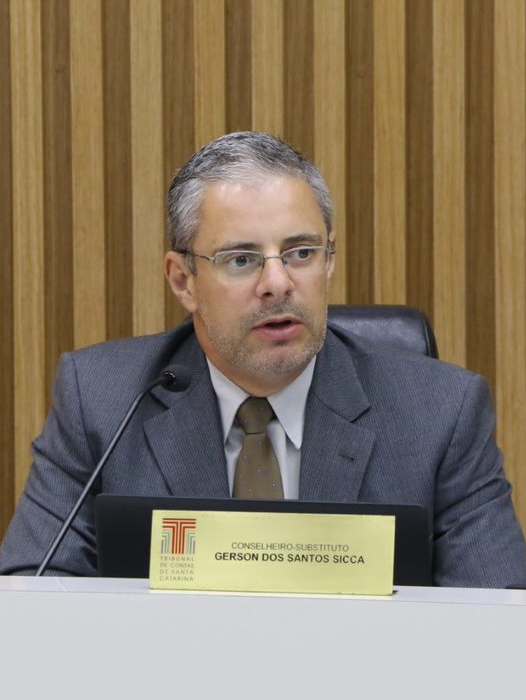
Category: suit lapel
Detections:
[
  {"x1": 299, "y1": 331, "x2": 375, "y2": 502},
  {"x1": 141, "y1": 325, "x2": 375, "y2": 502},
  {"x1": 143, "y1": 339, "x2": 230, "y2": 498}
]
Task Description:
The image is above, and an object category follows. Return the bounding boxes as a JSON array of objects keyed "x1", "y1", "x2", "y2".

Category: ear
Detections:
[
  {"x1": 165, "y1": 251, "x2": 197, "y2": 313},
  {"x1": 327, "y1": 232, "x2": 336, "y2": 281}
]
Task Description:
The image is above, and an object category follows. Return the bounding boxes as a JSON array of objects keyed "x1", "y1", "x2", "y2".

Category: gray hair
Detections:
[{"x1": 166, "y1": 132, "x2": 333, "y2": 261}]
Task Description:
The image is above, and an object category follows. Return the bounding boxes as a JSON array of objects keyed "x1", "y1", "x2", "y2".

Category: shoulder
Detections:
[
  {"x1": 52, "y1": 319, "x2": 202, "y2": 407},
  {"x1": 324, "y1": 324, "x2": 489, "y2": 405},
  {"x1": 319, "y1": 326, "x2": 496, "y2": 458}
]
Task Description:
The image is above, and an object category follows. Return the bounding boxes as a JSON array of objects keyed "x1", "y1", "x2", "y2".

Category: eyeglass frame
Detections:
[{"x1": 174, "y1": 242, "x2": 335, "y2": 279}]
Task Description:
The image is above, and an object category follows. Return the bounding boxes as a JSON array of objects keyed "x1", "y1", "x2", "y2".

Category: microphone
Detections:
[{"x1": 35, "y1": 364, "x2": 192, "y2": 576}]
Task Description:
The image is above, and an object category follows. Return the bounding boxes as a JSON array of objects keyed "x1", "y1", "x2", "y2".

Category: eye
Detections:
[
  {"x1": 284, "y1": 247, "x2": 316, "y2": 264},
  {"x1": 217, "y1": 251, "x2": 260, "y2": 271},
  {"x1": 231, "y1": 254, "x2": 250, "y2": 268}
]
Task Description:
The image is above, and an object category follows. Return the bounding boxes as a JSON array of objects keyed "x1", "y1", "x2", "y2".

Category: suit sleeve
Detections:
[
  {"x1": 0, "y1": 353, "x2": 99, "y2": 575},
  {"x1": 432, "y1": 373, "x2": 526, "y2": 588}
]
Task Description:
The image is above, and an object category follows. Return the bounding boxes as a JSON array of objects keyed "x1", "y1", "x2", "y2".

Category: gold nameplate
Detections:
[{"x1": 149, "y1": 510, "x2": 395, "y2": 596}]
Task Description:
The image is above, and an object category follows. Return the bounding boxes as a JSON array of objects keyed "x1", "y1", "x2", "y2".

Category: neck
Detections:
[{"x1": 208, "y1": 360, "x2": 306, "y2": 397}]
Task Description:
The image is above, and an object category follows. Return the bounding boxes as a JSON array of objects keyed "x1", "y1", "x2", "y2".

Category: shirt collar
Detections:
[{"x1": 207, "y1": 357, "x2": 316, "y2": 449}]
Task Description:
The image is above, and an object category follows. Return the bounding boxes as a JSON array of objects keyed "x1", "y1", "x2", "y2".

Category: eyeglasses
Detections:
[{"x1": 175, "y1": 245, "x2": 334, "y2": 281}]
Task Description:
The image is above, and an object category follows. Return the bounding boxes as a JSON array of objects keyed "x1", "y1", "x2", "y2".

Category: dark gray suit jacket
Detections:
[{"x1": 1, "y1": 320, "x2": 526, "y2": 587}]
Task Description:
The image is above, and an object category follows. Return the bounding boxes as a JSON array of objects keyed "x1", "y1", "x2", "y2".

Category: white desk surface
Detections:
[
  {"x1": 1, "y1": 577, "x2": 525, "y2": 700},
  {"x1": 1, "y1": 573, "x2": 526, "y2": 602}
]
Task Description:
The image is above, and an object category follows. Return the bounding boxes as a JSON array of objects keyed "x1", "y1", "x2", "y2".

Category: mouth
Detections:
[
  {"x1": 255, "y1": 316, "x2": 298, "y2": 329},
  {"x1": 253, "y1": 316, "x2": 303, "y2": 342}
]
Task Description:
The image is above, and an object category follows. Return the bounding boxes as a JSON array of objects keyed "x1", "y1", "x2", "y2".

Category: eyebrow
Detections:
[{"x1": 213, "y1": 232, "x2": 325, "y2": 253}]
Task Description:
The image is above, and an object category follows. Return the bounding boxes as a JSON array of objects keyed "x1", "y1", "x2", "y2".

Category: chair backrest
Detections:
[{"x1": 327, "y1": 305, "x2": 439, "y2": 359}]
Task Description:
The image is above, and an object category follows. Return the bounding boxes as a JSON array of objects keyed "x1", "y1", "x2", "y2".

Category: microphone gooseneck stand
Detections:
[{"x1": 35, "y1": 364, "x2": 192, "y2": 576}]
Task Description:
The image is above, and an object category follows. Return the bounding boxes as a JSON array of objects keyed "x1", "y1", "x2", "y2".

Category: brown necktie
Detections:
[{"x1": 233, "y1": 397, "x2": 284, "y2": 499}]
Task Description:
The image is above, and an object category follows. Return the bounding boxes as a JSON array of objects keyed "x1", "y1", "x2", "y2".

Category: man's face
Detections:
[{"x1": 165, "y1": 176, "x2": 335, "y2": 396}]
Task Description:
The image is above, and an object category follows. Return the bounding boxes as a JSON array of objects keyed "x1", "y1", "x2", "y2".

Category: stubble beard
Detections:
[{"x1": 198, "y1": 301, "x2": 327, "y2": 378}]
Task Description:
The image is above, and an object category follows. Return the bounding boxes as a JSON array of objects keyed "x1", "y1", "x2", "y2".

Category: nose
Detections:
[{"x1": 254, "y1": 255, "x2": 295, "y2": 299}]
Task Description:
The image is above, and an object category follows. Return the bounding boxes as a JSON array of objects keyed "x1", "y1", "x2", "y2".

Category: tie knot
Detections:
[{"x1": 236, "y1": 397, "x2": 274, "y2": 434}]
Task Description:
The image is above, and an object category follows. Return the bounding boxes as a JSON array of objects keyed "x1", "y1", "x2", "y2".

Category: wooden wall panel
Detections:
[
  {"x1": 251, "y1": 0, "x2": 283, "y2": 134},
  {"x1": 284, "y1": 0, "x2": 314, "y2": 159},
  {"x1": 0, "y1": 0, "x2": 14, "y2": 537},
  {"x1": 433, "y1": 0, "x2": 466, "y2": 368},
  {"x1": 314, "y1": 0, "x2": 347, "y2": 303},
  {"x1": 103, "y1": 0, "x2": 133, "y2": 340},
  {"x1": 373, "y1": 0, "x2": 406, "y2": 303},
  {"x1": 347, "y1": 0, "x2": 374, "y2": 304},
  {"x1": 42, "y1": 0, "x2": 74, "y2": 401},
  {"x1": 495, "y1": 0, "x2": 526, "y2": 518},
  {"x1": 466, "y1": 0, "x2": 496, "y2": 390},
  {"x1": 225, "y1": 0, "x2": 252, "y2": 132},
  {"x1": 130, "y1": 0, "x2": 165, "y2": 336},
  {"x1": 406, "y1": 0, "x2": 434, "y2": 318},
  {"x1": 2, "y1": 0, "x2": 526, "y2": 539},
  {"x1": 70, "y1": 0, "x2": 106, "y2": 348},
  {"x1": 161, "y1": 0, "x2": 195, "y2": 330},
  {"x1": 194, "y1": 0, "x2": 226, "y2": 145},
  {"x1": 10, "y1": 0, "x2": 46, "y2": 498}
]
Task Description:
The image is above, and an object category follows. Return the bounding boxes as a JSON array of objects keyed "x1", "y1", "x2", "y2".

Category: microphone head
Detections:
[{"x1": 160, "y1": 364, "x2": 192, "y2": 393}]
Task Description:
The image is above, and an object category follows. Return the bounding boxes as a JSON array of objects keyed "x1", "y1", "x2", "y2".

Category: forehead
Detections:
[{"x1": 195, "y1": 176, "x2": 326, "y2": 250}]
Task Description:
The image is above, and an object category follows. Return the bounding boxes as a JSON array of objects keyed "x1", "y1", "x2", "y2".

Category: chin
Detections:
[{"x1": 246, "y1": 347, "x2": 314, "y2": 377}]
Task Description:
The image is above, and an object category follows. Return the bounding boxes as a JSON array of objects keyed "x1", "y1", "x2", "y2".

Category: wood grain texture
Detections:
[
  {"x1": 162, "y1": 0, "x2": 195, "y2": 330},
  {"x1": 465, "y1": 0, "x2": 496, "y2": 390},
  {"x1": 42, "y1": 0, "x2": 74, "y2": 400},
  {"x1": 433, "y1": 0, "x2": 466, "y2": 367},
  {"x1": 373, "y1": 0, "x2": 406, "y2": 303},
  {"x1": 251, "y1": 0, "x2": 283, "y2": 134},
  {"x1": 70, "y1": 0, "x2": 106, "y2": 348},
  {"x1": 284, "y1": 0, "x2": 314, "y2": 158},
  {"x1": 313, "y1": 0, "x2": 346, "y2": 304},
  {"x1": 0, "y1": 0, "x2": 14, "y2": 534},
  {"x1": 193, "y1": 0, "x2": 226, "y2": 147},
  {"x1": 347, "y1": 0, "x2": 374, "y2": 304},
  {"x1": 130, "y1": 0, "x2": 165, "y2": 336},
  {"x1": 2, "y1": 0, "x2": 526, "y2": 538},
  {"x1": 225, "y1": 0, "x2": 252, "y2": 132},
  {"x1": 406, "y1": 0, "x2": 434, "y2": 318},
  {"x1": 103, "y1": 0, "x2": 133, "y2": 340},
  {"x1": 494, "y1": 0, "x2": 526, "y2": 517},
  {"x1": 10, "y1": 0, "x2": 46, "y2": 496}
]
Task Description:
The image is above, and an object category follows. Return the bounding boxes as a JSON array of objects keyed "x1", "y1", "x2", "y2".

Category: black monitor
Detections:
[{"x1": 94, "y1": 495, "x2": 432, "y2": 586}]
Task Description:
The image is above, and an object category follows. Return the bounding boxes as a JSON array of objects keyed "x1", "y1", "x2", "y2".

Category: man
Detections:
[{"x1": 1, "y1": 131, "x2": 526, "y2": 586}]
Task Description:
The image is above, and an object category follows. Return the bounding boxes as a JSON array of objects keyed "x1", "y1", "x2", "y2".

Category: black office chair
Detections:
[{"x1": 327, "y1": 305, "x2": 439, "y2": 359}]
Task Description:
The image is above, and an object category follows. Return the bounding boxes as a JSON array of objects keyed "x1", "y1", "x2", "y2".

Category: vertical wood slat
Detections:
[
  {"x1": 465, "y1": 0, "x2": 496, "y2": 391},
  {"x1": 313, "y1": 0, "x2": 346, "y2": 304},
  {"x1": 283, "y1": 0, "x2": 314, "y2": 158},
  {"x1": 433, "y1": 0, "x2": 466, "y2": 367},
  {"x1": 161, "y1": 0, "x2": 195, "y2": 330},
  {"x1": 347, "y1": 0, "x2": 374, "y2": 304},
  {"x1": 193, "y1": 0, "x2": 226, "y2": 147},
  {"x1": 70, "y1": 0, "x2": 106, "y2": 348},
  {"x1": 225, "y1": 0, "x2": 252, "y2": 132},
  {"x1": 373, "y1": 0, "x2": 406, "y2": 303},
  {"x1": 251, "y1": 0, "x2": 283, "y2": 134},
  {"x1": 42, "y1": 0, "x2": 74, "y2": 401},
  {"x1": 161, "y1": 0, "x2": 195, "y2": 177},
  {"x1": 405, "y1": 0, "x2": 434, "y2": 319},
  {"x1": 0, "y1": 0, "x2": 14, "y2": 530},
  {"x1": 494, "y1": 0, "x2": 526, "y2": 516},
  {"x1": 10, "y1": 0, "x2": 46, "y2": 497},
  {"x1": 103, "y1": 0, "x2": 133, "y2": 341},
  {"x1": 130, "y1": 0, "x2": 165, "y2": 336}
]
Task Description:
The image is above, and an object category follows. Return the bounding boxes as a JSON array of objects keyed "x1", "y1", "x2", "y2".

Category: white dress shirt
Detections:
[{"x1": 207, "y1": 358, "x2": 316, "y2": 499}]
